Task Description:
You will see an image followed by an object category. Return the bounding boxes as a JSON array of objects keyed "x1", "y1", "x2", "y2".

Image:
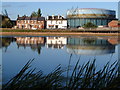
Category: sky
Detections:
[
  {"x1": 1, "y1": 0, "x2": 120, "y2": 2},
  {"x1": 1, "y1": 2, "x2": 119, "y2": 20}
]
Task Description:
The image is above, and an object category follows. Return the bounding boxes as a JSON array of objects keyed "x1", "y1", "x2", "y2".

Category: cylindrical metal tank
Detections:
[{"x1": 67, "y1": 8, "x2": 116, "y2": 28}]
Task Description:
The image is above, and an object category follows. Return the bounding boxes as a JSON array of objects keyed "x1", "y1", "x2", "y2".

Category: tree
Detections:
[
  {"x1": 37, "y1": 8, "x2": 42, "y2": 17},
  {"x1": 31, "y1": 8, "x2": 42, "y2": 17},
  {"x1": 1, "y1": 10, "x2": 13, "y2": 28},
  {"x1": 1, "y1": 15, "x2": 12, "y2": 28},
  {"x1": 31, "y1": 11, "x2": 37, "y2": 17},
  {"x1": 83, "y1": 22, "x2": 97, "y2": 29},
  {"x1": 2, "y1": 9, "x2": 8, "y2": 17},
  {"x1": 4, "y1": 9, "x2": 8, "y2": 17}
]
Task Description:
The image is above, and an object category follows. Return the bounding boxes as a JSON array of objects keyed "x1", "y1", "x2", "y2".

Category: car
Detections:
[{"x1": 31, "y1": 27, "x2": 37, "y2": 30}]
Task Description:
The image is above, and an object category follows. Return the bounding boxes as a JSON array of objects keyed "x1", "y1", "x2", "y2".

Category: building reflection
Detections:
[
  {"x1": 15, "y1": 37, "x2": 46, "y2": 54},
  {"x1": 46, "y1": 37, "x2": 67, "y2": 49},
  {"x1": 1, "y1": 36, "x2": 118, "y2": 55},
  {"x1": 66, "y1": 37, "x2": 115, "y2": 55}
]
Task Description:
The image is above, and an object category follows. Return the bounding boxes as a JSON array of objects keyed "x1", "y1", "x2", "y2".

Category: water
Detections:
[{"x1": 1, "y1": 36, "x2": 119, "y2": 84}]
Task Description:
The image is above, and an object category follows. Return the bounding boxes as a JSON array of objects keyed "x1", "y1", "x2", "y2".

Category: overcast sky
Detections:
[{"x1": 1, "y1": 2, "x2": 119, "y2": 20}]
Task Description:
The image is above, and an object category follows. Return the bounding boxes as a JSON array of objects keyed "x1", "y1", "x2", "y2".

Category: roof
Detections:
[
  {"x1": 31, "y1": 17, "x2": 38, "y2": 20},
  {"x1": 68, "y1": 8, "x2": 115, "y2": 11},
  {"x1": 25, "y1": 17, "x2": 31, "y2": 20},
  {"x1": 17, "y1": 17, "x2": 25, "y2": 20},
  {"x1": 17, "y1": 16, "x2": 45, "y2": 21},
  {"x1": 47, "y1": 15, "x2": 66, "y2": 20},
  {"x1": 109, "y1": 20, "x2": 119, "y2": 23},
  {"x1": 37, "y1": 17, "x2": 45, "y2": 21}
]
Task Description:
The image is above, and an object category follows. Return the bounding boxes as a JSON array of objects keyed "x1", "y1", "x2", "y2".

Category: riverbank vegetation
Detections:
[
  {"x1": 2, "y1": 58, "x2": 120, "y2": 89},
  {"x1": 0, "y1": 10, "x2": 15, "y2": 28},
  {"x1": 83, "y1": 22, "x2": 98, "y2": 29}
]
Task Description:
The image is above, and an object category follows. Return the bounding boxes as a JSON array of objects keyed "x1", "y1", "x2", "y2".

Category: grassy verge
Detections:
[
  {"x1": 1, "y1": 29, "x2": 85, "y2": 32},
  {"x1": 1, "y1": 28, "x2": 119, "y2": 33},
  {"x1": 1, "y1": 29, "x2": 118, "y2": 37},
  {"x1": 2, "y1": 58, "x2": 120, "y2": 89}
]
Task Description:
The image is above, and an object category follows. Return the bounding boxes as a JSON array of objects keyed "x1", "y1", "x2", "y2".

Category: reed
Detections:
[{"x1": 2, "y1": 58, "x2": 120, "y2": 89}]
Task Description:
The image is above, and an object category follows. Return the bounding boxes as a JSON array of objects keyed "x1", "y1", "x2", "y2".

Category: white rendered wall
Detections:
[
  {"x1": 46, "y1": 37, "x2": 67, "y2": 45},
  {"x1": 46, "y1": 20, "x2": 67, "y2": 29}
]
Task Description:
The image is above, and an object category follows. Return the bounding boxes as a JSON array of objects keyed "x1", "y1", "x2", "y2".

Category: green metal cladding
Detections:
[{"x1": 67, "y1": 8, "x2": 116, "y2": 28}]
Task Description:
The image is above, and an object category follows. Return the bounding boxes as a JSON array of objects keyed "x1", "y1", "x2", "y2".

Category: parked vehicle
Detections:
[{"x1": 31, "y1": 27, "x2": 37, "y2": 30}]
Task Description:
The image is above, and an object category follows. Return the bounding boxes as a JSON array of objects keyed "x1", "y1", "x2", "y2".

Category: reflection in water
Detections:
[
  {"x1": 1, "y1": 37, "x2": 16, "y2": 52},
  {"x1": 66, "y1": 37, "x2": 115, "y2": 55},
  {"x1": 1, "y1": 36, "x2": 119, "y2": 87},
  {"x1": 46, "y1": 37, "x2": 67, "y2": 49},
  {"x1": 0, "y1": 55, "x2": 1, "y2": 90},
  {"x1": 118, "y1": 45, "x2": 120, "y2": 77},
  {"x1": 15, "y1": 37, "x2": 46, "y2": 54},
  {"x1": 1, "y1": 36, "x2": 117, "y2": 55}
]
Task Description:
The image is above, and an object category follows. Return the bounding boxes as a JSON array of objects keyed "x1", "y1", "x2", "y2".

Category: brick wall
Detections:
[
  {"x1": 17, "y1": 20, "x2": 45, "y2": 29},
  {"x1": 108, "y1": 20, "x2": 119, "y2": 27}
]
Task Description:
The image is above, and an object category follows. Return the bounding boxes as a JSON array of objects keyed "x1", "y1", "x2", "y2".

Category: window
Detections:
[
  {"x1": 24, "y1": 20, "x2": 25, "y2": 23},
  {"x1": 61, "y1": 21, "x2": 63, "y2": 24},
  {"x1": 34, "y1": 20, "x2": 36, "y2": 23},
  {"x1": 38, "y1": 21, "x2": 41, "y2": 24},
  {"x1": 49, "y1": 25, "x2": 54, "y2": 28},
  {"x1": 18, "y1": 20, "x2": 20, "y2": 23},
  {"x1": 28, "y1": 20, "x2": 30, "y2": 23},
  {"x1": 59, "y1": 21, "x2": 61, "y2": 24}
]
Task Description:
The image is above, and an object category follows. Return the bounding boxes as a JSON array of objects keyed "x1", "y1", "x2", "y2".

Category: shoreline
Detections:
[{"x1": 1, "y1": 32, "x2": 118, "y2": 36}]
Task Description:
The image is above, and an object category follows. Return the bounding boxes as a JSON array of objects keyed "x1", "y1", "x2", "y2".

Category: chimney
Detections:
[
  {"x1": 62, "y1": 15, "x2": 64, "y2": 19},
  {"x1": 58, "y1": 15, "x2": 60, "y2": 19},
  {"x1": 47, "y1": 15, "x2": 49, "y2": 20},
  {"x1": 18, "y1": 14, "x2": 19, "y2": 18},
  {"x1": 52, "y1": 15, "x2": 54, "y2": 19}
]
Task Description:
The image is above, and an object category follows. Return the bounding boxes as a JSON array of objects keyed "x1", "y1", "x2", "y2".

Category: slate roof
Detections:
[
  {"x1": 48, "y1": 16, "x2": 66, "y2": 20},
  {"x1": 31, "y1": 17, "x2": 38, "y2": 20},
  {"x1": 17, "y1": 17, "x2": 25, "y2": 20},
  {"x1": 25, "y1": 17, "x2": 31, "y2": 20},
  {"x1": 17, "y1": 16, "x2": 45, "y2": 21},
  {"x1": 37, "y1": 17, "x2": 45, "y2": 21}
]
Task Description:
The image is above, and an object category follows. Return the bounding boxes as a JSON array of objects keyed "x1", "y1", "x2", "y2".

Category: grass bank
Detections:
[
  {"x1": 0, "y1": 29, "x2": 118, "y2": 36},
  {"x1": 1, "y1": 32, "x2": 118, "y2": 36},
  {"x1": 1, "y1": 28, "x2": 119, "y2": 32}
]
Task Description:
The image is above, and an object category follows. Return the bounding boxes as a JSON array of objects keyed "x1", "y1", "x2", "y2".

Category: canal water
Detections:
[{"x1": 1, "y1": 36, "x2": 119, "y2": 84}]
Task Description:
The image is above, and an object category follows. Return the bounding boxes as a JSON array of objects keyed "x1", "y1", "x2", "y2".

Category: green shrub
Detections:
[{"x1": 83, "y1": 22, "x2": 98, "y2": 29}]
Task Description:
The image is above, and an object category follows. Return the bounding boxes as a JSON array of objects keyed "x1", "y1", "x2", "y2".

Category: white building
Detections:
[
  {"x1": 46, "y1": 15, "x2": 67, "y2": 29},
  {"x1": 46, "y1": 37, "x2": 67, "y2": 49}
]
